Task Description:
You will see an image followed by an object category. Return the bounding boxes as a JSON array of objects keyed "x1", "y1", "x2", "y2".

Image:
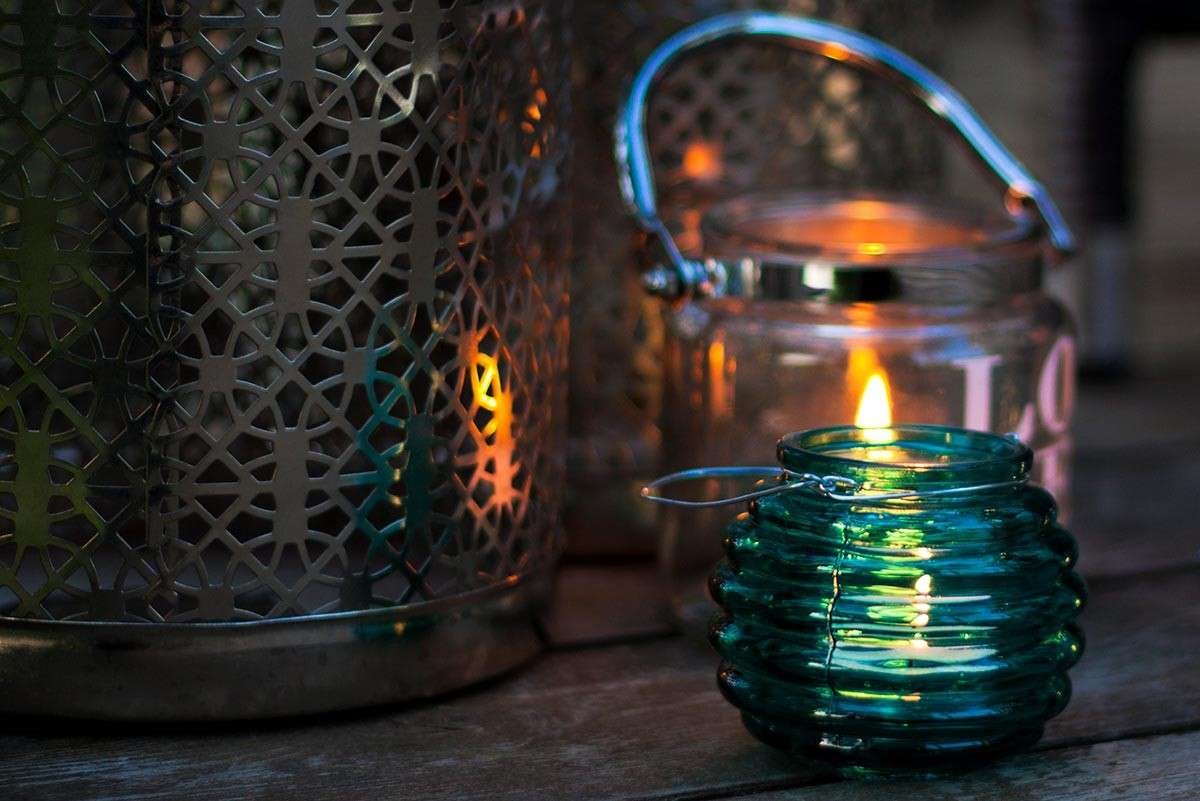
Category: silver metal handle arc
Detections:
[{"x1": 614, "y1": 11, "x2": 1076, "y2": 291}]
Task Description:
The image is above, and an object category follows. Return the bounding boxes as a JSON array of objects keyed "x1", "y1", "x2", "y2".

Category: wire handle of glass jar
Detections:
[
  {"x1": 641, "y1": 465, "x2": 1028, "y2": 507},
  {"x1": 614, "y1": 11, "x2": 1076, "y2": 298}
]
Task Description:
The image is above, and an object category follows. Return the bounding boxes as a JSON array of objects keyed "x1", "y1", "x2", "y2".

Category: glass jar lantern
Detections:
[{"x1": 615, "y1": 13, "x2": 1077, "y2": 623}]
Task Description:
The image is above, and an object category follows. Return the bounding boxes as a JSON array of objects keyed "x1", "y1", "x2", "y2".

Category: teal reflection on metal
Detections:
[{"x1": 709, "y1": 425, "x2": 1085, "y2": 777}]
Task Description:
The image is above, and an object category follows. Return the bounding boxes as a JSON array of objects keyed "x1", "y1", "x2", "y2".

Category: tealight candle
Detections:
[{"x1": 645, "y1": 424, "x2": 1085, "y2": 777}]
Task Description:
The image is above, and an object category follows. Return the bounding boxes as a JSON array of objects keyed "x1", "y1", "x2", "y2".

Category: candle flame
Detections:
[
  {"x1": 682, "y1": 141, "x2": 721, "y2": 182},
  {"x1": 855, "y1": 370, "x2": 894, "y2": 444},
  {"x1": 707, "y1": 335, "x2": 734, "y2": 419}
]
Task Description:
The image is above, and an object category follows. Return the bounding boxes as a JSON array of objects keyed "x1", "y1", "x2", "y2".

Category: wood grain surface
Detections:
[
  {"x1": 740, "y1": 730, "x2": 1200, "y2": 801},
  {"x1": 3, "y1": 567, "x2": 1197, "y2": 801},
  {"x1": 3, "y1": 378, "x2": 1199, "y2": 801}
]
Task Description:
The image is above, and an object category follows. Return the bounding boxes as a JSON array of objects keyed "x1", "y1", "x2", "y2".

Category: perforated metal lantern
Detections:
[{"x1": 0, "y1": 0, "x2": 569, "y2": 719}]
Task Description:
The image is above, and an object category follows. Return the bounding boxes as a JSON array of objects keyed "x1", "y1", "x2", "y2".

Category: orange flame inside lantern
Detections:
[{"x1": 468, "y1": 332, "x2": 516, "y2": 507}]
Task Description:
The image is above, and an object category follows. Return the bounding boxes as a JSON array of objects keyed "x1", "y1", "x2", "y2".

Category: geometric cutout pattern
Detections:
[{"x1": 0, "y1": 0, "x2": 568, "y2": 621}]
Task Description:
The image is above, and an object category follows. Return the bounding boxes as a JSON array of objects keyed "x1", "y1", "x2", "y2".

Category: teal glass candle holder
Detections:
[{"x1": 647, "y1": 424, "x2": 1085, "y2": 777}]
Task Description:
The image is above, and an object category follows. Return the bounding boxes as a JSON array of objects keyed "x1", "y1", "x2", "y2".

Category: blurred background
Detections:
[{"x1": 941, "y1": 0, "x2": 1200, "y2": 377}]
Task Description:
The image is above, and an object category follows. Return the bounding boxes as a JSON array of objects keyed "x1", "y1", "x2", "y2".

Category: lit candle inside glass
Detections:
[
  {"x1": 839, "y1": 367, "x2": 952, "y2": 467},
  {"x1": 710, "y1": 422, "x2": 1084, "y2": 775}
]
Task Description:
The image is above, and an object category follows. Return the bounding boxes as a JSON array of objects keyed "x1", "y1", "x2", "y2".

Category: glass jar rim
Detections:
[
  {"x1": 777, "y1": 424, "x2": 1033, "y2": 492},
  {"x1": 700, "y1": 192, "x2": 1046, "y2": 304},
  {"x1": 704, "y1": 191, "x2": 1042, "y2": 266}
]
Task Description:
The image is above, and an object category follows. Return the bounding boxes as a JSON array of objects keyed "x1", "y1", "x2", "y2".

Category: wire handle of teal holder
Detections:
[{"x1": 641, "y1": 465, "x2": 1028, "y2": 507}]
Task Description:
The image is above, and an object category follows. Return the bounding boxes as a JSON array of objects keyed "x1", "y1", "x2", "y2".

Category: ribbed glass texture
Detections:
[{"x1": 709, "y1": 425, "x2": 1085, "y2": 777}]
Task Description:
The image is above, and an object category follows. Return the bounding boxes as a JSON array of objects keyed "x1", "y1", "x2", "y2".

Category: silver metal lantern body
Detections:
[
  {"x1": 616, "y1": 13, "x2": 1077, "y2": 626},
  {"x1": 0, "y1": 0, "x2": 569, "y2": 718}
]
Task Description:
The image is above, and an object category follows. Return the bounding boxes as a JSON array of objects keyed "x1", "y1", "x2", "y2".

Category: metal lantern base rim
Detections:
[{"x1": 0, "y1": 572, "x2": 552, "y2": 721}]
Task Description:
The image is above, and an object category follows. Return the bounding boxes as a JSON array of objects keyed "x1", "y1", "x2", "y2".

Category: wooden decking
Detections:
[{"x1": 3, "y1": 372, "x2": 1199, "y2": 801}]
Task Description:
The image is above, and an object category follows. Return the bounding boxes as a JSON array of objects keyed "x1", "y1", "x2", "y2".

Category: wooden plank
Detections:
[
  {"x1": 543, "y1": 563, "x2": 675, "y2": 648},
  {"x1": 2, "y1": 570, "x2": 1197, "y2": 801},
  {"x1": 2, "y1": 637, "x2": 811, "y2": 801},
  {"x1": 736, "y1": 729, "x2": 1200, "y2": 801},
  {"x1": 1071, "y1": 438, "x2": 1200, "y2": 579},
  {"x1": 1047, "y1": 570, "x2": 1200, "y2": 745},
  {"x1": 1074, "y1": 374, "x2": 1200, "y2": 454}
]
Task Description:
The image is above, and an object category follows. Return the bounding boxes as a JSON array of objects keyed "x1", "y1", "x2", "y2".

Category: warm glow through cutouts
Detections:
[{"x1": 682, "y1": 140, "x2": 721, "y2": 181}]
